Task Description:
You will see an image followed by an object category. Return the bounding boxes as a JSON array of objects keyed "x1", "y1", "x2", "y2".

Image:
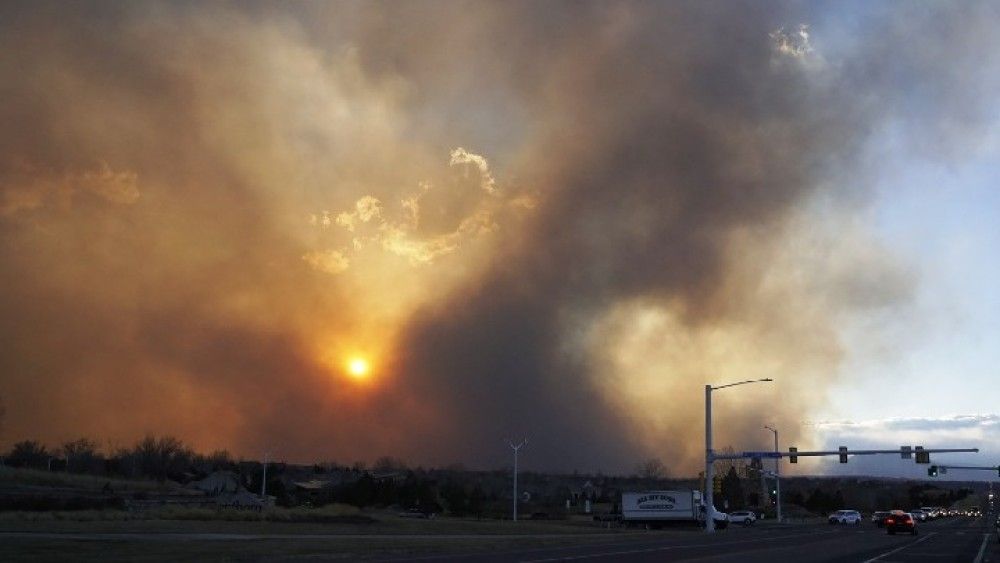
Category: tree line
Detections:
[{"x1": 1, "y1": 436, "x2": 234, "y2": 482}]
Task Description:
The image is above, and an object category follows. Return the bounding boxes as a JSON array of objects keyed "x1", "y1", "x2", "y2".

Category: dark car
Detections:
[
  {"x1": 872, "y1": 511, "x2": 891, "y2": 528},
  {"x1": 398, "y1": 508, "x2": 437, "y2": 519},
  {"x1": 886, "y1": 511, "x2": 917, "y2": 535}
]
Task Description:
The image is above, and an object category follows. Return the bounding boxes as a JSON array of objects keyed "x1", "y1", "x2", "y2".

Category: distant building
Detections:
[{"x1": 190, "y1": 471, "x2": 240, "y2": 495}]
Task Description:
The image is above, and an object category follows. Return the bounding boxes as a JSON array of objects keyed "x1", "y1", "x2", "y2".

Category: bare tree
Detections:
[
  {"x1": 132, "y1": 435, "x2": 192, "y2": 481},
  {"x1": 715, "y1": 446, "x2": 747, "y2": 478},
  {"x1": 6, "y1": 440, "x2": 49, "y2": 469},
  {"x1": 62, "y1": 438, "x2": 100, "y2": 473},
  {"x1": 373, "y1": 456, "x2": 407, "y2": 473},
  {"x1": 636, "y1": 457, "x2": 668, "y2": 480}
]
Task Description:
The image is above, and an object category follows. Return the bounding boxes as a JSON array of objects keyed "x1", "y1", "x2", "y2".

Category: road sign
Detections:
[{"x1": 741, "y1": 451, "x2": 782, "y2": 459}]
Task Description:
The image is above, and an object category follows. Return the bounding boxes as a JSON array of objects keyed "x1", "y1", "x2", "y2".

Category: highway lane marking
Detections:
[
  {"x1": 973, "y1": 533, "x2": 990, "y2": 563},
  {"x1": 860, "y1": 532, "x2": 937, "y2": 563},
  {"x1": 517, "y1": 530, "x2": 840, "y2": 562}
]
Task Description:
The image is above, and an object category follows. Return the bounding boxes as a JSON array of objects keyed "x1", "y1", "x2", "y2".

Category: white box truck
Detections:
[{"x1": 621, "y1": 490, "x2": 728, "y2": 529}]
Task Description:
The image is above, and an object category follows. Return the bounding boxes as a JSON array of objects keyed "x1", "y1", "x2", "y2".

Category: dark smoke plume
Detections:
[{"x1": 1, "y1": 1, "x2": 997, "y2": 473}]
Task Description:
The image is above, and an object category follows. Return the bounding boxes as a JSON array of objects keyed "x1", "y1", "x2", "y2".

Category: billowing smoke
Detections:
[{"x1": 1, "y1": 2, "x2": 997, "y2": 473}]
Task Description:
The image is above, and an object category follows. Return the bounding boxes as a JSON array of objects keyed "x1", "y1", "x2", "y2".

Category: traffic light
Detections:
[
  {"x1": 839, "y1": 446, "x2": 848, "y2": 464},
  {"x1": 928, "y1": 465, "x2": 938, "y2": 477},
  {"x1": 789, "y1": 447, "x2": 798, "y2": 464},
  {"x1": 713, "y1": 475, "x2": 722, "y2": 494},
  {"x1": 915, "y1": 446, "x2": 930, "y2": 464},
  {"x1": 997, "y1": 465, "x2": 999, "y2": 478}
]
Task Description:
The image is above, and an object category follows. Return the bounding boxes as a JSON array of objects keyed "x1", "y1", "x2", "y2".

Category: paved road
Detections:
[{"x1": 398, "y1": 516, "x2": 999, "y2": 563}]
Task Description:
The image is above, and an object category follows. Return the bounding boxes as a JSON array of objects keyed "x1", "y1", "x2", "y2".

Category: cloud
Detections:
[
  {"x1": 815, "y1": 414, "x2": 1000, "y2": 435},
  {"x1": 770, "y1": 24, "x2": 813, "y2": 59},
  {"x1": 302, "y1": 249, "x2": 350, "y2": 274},
  {"x1": 335, "y1": 196, "x2": 383, "y2": 232},
  {"x1": 305, "y1": 148, "x2": 516, "y2": 271},
  {"x1": 449, "y1": 147, "x2": 497, "y2": 194}
]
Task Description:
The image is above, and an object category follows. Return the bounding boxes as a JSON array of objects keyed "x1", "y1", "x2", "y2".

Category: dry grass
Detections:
[{"x1": 0, "y1": 503, "x2": 371, "y2": 523}]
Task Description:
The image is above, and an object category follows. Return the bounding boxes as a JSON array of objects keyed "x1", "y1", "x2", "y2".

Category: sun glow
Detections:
[{"x1": 347, "y1": 357, "x2": 371, "y2": 379}]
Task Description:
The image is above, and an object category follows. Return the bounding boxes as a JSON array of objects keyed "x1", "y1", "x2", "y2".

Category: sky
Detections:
[{"x1": 1, "y1": 1, "x2": 998, "y2": 477}]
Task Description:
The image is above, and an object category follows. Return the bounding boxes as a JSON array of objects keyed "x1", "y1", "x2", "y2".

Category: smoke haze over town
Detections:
[{"x1": 2, "y1": 1, "x2": 999, "y2": 476}]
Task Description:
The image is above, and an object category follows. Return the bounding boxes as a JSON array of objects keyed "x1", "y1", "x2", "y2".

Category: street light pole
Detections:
[
  {"x1": 705, "y1": 379, "x2": 773, "y2": 534},
  {"x1": 705, "y1": 385, "x2": 714, "y2": 533},
  {"x1": 764, "y1": 425, "x2": 781, "y2": 523},
  {"x1": 508, "y1": 438, "x2": 528, "y2": 522}
]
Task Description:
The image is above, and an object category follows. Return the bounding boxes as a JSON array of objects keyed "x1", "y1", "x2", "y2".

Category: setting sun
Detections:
[{"x1": 347, "y1": 357, "x2": 371, "y2": 379}]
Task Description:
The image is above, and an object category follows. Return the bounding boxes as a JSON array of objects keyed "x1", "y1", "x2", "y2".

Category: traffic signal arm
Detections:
[{"x1": 711, "y1": 447, "x2": 979, "y2": 461}]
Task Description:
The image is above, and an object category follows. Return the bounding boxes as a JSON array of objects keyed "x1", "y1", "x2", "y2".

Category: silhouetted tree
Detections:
[
  {"x1": 6, "y1": 440, "x2": 49, "y2": 469},
  {"x1": 468, "y1": 485, "x2": 486, "y2": 519},
  {"x1": 636, "y1": 458, "x2": 668, "y2": 480},
  {"x1": 62, "y1": 438, "x2": 101, "y2": 473},
  {"x1": 805, "y1": 488, "x2": 835, "y2": 514},
  {"x1": 720, "y1": 466, "x2": 745, "y2": 510},
  {"x1": 373, "y1": 456, "x2": 407, "y2": 473},
  {"x1": 132, "y1": 435, "x2": 192, "y2": 481},
  {"x1": 442, "y1": 480, "x2": 469, "y2": 515}
]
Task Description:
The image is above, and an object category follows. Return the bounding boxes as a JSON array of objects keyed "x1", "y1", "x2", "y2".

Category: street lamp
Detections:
[
  {"x1": 508, "y1": 438, "x2": 528, "y2": 522},
  {"x1": 705, "y1": 378, "x2": 773, "y2": 533},
  {"x1": 764, "y1": 425, "x2": 781, "y2": 523}
]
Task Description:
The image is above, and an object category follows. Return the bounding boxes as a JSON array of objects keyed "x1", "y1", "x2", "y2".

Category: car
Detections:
[
  {"x1": 398, "y1": 507, "x2": 437, "y2": 519},
  {"x1": 728, "y1": 510, "x2": 757, "y2": 526},
  {"x1": 921, "y1": 506, "x2": 943, "y2": 519},
  {"x1": 872, "y1": 511, "x2": 891, "y2": 527},
  {"x1": 886, "y1": 511, "x2": 918, "y2": 535},
  {"x1": 828, "y1": 510, "x2": 863, "y2": 525},
  {"x1": 910, "y1": 509, "x2": 928, "y2": 522}
]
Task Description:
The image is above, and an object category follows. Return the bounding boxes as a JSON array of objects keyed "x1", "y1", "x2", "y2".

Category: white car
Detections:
[
  {"x1": 728, "y1": 510, "x2": 757, "y2": 525},
  {"x1": 828, "y1": 510, "x2": 862, "y2": 525}
]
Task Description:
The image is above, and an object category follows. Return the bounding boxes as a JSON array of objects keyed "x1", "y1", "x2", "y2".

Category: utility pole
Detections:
[
  {"x1": 764, "y1": 425, "x2": 781, "y2": 522},
  {"x1": 261, "y1": 451, "x2": 270, "y2": 498},
  {"x1": 508, "y1": 438, "x2": 528, "y2": 522}
]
